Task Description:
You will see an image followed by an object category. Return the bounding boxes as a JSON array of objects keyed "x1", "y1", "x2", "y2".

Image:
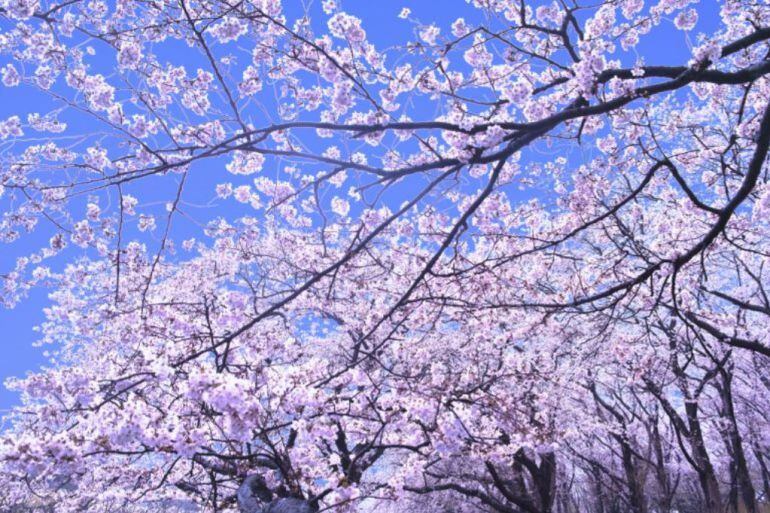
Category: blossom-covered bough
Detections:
[{"x1": 1, "y1": 0, "x2": 770, "y2": 512}]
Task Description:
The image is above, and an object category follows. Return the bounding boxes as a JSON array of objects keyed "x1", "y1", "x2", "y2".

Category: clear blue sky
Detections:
[{"x1": 0, "y1": 1, "x2": 721, "y2": 412}]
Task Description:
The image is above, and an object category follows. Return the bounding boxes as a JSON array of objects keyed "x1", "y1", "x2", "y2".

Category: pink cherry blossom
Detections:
[{"x1": 0, "y1": 2, "x2": 768, "y2": 512}]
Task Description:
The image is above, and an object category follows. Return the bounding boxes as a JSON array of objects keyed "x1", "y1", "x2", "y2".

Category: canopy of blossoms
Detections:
[{"x1": 1, "y1": 0, "x2": 770, "y2": 512}]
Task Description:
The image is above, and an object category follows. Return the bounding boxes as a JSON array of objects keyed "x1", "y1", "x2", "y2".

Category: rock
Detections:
[
  {"x1": 237, "y1": 475, "x2": 313, "y2": 513},
  {"x1": 237, "y1": 475, "x2": 272, "y2": 513},
  {"x1": 263, "y1": 498, "x2": 313, "y2": 513}
]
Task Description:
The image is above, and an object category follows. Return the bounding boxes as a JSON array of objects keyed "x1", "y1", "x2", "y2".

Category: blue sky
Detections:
[{"x1": 0, "y1": 0, "x2": 722, "y2": 413}]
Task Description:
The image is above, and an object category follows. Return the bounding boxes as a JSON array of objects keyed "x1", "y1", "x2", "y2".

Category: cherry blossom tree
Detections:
[{"x1": 1, "y1": 0, "x2": 770, "y2": 512}]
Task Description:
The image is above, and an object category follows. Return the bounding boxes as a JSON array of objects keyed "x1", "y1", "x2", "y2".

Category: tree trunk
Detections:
[
  {"x1": 650, "y1": 419, "x2": 674, "y2": 512},
  {"x1": 684, "y1": 400, "x2": 724, "y2": 513},
  {"x1": 717, "y1": 371, "x2": 757, "y2": 513}
]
